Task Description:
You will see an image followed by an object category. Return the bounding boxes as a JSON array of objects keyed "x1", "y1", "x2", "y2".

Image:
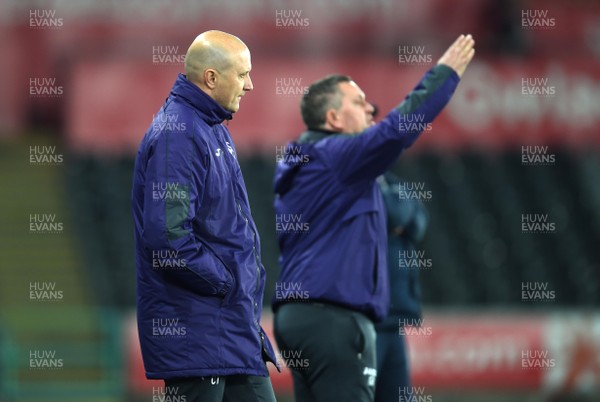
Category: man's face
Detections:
[
  {"x1": 332, "y1": 81, "x2": 375, "y2": 134},
  {"x1": 213, "y1": 49, "x2": 253, "y2": 113}
]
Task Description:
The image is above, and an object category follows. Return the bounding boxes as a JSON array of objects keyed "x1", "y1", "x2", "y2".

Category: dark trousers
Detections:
[
  {"x1": 274, "y1": 302, "x2": 377, "y2": 402},
  {"x1": 163, "y1": 374, "x2": 276, "y2": 402},
  {"x1": 374, "y1": 329, "x2": 411, "y2": 402}
]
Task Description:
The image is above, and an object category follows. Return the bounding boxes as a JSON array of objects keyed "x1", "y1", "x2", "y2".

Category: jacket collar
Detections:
[
  {"x1": 297, "y1": 128, "x2": 343, "y2": 144},
  {"x1": 170, "y1": 73, "x2": 232, "y2": 125}
]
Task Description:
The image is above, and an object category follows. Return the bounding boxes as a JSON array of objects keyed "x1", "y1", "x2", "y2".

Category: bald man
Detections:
[{"x1": 132, "y1": 31, "x2": 278, "y2": 402}]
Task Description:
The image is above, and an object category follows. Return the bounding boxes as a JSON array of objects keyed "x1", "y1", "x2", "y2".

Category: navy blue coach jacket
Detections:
[
  {"x1": 377, "y1": 172, "x2": 428, "y2": 330},
  {"x1": 272, "y1": 65, "x2": 459, "y2": 322},
  {"x1": 132, "y1": 74, "x2": 277, "y2": 379}
]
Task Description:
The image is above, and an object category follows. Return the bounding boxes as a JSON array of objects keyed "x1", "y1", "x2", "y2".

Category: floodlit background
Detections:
[{"x1": 1, "y1": 0, "x2": 599, "y2": 401}]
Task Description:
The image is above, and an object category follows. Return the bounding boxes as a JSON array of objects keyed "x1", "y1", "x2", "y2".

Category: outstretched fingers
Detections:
[{"x1": 437, "y1": 34, "x2": 476, "y2": 78}]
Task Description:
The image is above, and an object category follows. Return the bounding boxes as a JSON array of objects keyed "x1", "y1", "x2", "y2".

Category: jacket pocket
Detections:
[
  {"x1": 200, "y1": 243, "x2": 235, "y2": 297},
  {"x1": 162, "y1": 236, "x2": 235, "y2": 298}
]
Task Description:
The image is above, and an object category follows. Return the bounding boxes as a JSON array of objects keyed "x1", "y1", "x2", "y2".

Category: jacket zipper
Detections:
[
  {"x1": 237, "y1": 201, "x2": 262, "y2": 328},
  {"x1": 237, "y1": 202, "x2": 278, "y2": 369}
]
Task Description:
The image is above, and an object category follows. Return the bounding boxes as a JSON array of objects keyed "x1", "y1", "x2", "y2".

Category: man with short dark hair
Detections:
[
  {"x1": 132, "y1": 30, "x2": 278, "y2": 402},
  {"x1": 300, "y1": 75, "x2": 354, "y2": 129},
  {"x1": 272, "y1": 34, "x2": 475, "y2": 402}
]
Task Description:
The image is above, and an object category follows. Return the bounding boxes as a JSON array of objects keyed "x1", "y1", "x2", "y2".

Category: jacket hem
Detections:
[{"x1": 146, "y1": 367, "x2": 270, "y2": 380}]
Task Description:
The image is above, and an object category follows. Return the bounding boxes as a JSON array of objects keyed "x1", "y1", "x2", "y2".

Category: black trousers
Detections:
[
  {"x1": 163, "y1": 374, "x2": 276, "y2": 402},
  {"x1": 274, "y1": 302, "x2": 377, "y2": 402}
]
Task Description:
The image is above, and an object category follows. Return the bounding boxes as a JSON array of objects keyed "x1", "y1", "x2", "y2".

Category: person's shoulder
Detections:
[
  {"x1": 316, "y1": 124, "x2": 383, "y2": 148},
  {"x1": 166, "y1": 100, "x2": 197, "y2": 119}
]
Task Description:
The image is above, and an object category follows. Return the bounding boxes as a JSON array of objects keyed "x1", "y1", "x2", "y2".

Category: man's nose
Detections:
[
  {"x1": 367, "y1": 102, "x2": 376, "y2": 117},
  {"x1": 244, "y1": 75, "x2": 253, "y2": 91}
]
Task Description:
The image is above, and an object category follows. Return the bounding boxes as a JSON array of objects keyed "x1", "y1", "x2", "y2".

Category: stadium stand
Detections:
[{"x1": 63, "y1": 151, "x2": 600, "y2": 308}]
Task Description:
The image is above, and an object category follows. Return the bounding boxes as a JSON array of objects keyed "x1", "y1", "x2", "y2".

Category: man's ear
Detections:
[
  {"x1": 204, "y1": 69, "x2": 218, "y2": 90},
  {"x1": 324, "y1": 109, "x2": 341, "y2": 131}
]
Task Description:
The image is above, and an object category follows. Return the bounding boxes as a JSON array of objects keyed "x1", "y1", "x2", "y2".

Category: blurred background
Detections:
[{"x1": 1, "y1": 0, "x2": 599, "y2": 401}]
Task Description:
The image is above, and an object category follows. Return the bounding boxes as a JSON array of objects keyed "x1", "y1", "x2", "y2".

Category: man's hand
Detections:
[{"x1": 437, "y1": 34, "x2": 475, "y2": 78}]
